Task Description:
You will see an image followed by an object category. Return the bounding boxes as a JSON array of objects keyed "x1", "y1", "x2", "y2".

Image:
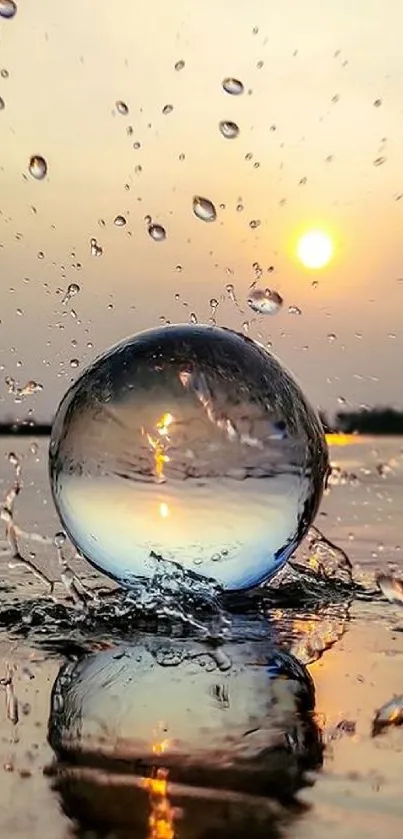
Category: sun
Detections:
[{"x1": 296, "y1": 229, "x2": 334, "y2": 270}]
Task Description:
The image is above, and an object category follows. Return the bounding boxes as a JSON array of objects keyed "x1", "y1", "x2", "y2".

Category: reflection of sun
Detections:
[{"x1": 297, "y1": 230, "x2": 334, "y2": 269}]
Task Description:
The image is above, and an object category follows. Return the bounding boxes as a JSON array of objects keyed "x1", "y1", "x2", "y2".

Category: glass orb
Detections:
[{"x1": 49, "y1": 325, "x2": 328, "y2": 591}]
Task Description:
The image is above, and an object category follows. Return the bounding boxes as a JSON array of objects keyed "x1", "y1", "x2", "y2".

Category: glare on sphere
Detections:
[{"x1": 49, "y1": 325, "x2": 328, "y2": 591}]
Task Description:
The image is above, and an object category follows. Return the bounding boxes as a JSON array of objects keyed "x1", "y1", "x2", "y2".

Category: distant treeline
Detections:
[
  {"x1": 320, "y1": 408, "x2": 403, "y2": 435},
  {"x1": 1, "y1": 407, "x2": 403, "y2": 436},
  {"x1": 0, "y1": 422, "x2": 51, "y2": 436}
]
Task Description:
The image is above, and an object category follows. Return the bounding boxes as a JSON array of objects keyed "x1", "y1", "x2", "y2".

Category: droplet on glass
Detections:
[
  {"x1": 114, "y1": 215, "x2": 126, "y2": 227},
  {"x1": 288, "y1": 305, "x2": 302, "y2": 315},
  {"x1": 162, "y1": 104, "x2": 173, "y2": 115},
  {"x1": 0, "y1": 1, "x2": 17, "y2": 19},
  {"x1": 175, "y1": 60, "x2": 185, "y2": 71},
  {"x1": 189, "y1": 312, "x2": 198, "y2": 324},
  {"x1": 0, "y1": 69, "x2": 9, "y2": 79},
  {"x1": 219, "y1": 120, "x2": 239, "y2": 139},
  {"x1": 49, "y1": 324, "x2": 328, "y2": 592},
  {"x1": 116, "y1": 100, "x2": 129, "y2": 115},
  {"x1": 327, "y1": 333, "x2": 337, "y2": 343},
  {"x1": 148, "y1": 223, "x2": 166, "y2": 241},
  {"x1": 28, "y1": 155, "x2": 47, "y2": 180},
  {"x1": 373, "y1": 98, "x2": 382, "y2": 107},
  {"x1": 0, "y1": 97, "x2": 5, "y2": 110},
  {"x1": 247, "y1": 288, "x2": 283, "y2": 315},
  {"x1": 70, "y1": 358, "x2": 80, "y2": 369},
  {"x1": 373, "y1": 156, "x2": 386, "y2": 167},
  {"x1": 249, "y1": 219, "x2": 261, "y2": 229},
  {"x1": 222, "y1": 77, "x2": 244, "y2": 95},
  {"x1": 192, "y1": 195, "x2": 217, "y2": 222}
]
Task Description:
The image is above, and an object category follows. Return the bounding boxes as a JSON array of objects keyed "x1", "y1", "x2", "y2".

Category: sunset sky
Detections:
[{"x1": 0, "y1": 0, "x2": 402, "y2": 421}]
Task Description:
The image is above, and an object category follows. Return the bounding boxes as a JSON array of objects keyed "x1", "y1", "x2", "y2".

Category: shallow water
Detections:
[{"x1": 0, "y1": 435, "x2": 403, "y2": 838}]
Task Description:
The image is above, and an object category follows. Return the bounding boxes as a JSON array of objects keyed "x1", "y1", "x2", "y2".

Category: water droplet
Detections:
[
  {"x1": 0, "y1": 69, "x2": 9, "y2": 79},
  {"x1": 331, "y1": 94, "x2": 340, "y2": 104},
  {"x1": 162, "y1": 104, "x2": 173, "y2": 115},
  {"x1": 247, "y1": 288, "x2": 283, "y2": 315},
  {"x1": 61, "y1": 283, "x2": 80, "y2": 305},
  {"x1": 226, "y1": 283, "x2": 236, "y2": 302},
  {"x1": 0, "y1": 97, "x2": 5, "y2": 110},
  {"x1": 373, "y1": 156, "x2": 386, "y2": 166},
  {"x1": 116, "y1": 100, "x2": 129, "y2": 115},
  {"x1": 327, "y1": 333, "x2": 337, "y2": 342},
  {"x1": 222, "y1": 77, "x2": 244, "y2": 95},
  {"x1": 70, "y1": 358, "x2": 79, "y2": 369},
  {"x1": 114, "y1": 214, "x2": 126, "y2": 227},
  {"x1": 189, "y1": 312, "x2": 198, "y2": 324},
  {"x1": 148, "y1": 223, "x2": 166, "y2": 241},
  {"x1": 210, "y1": 297, "x2": 218, "y2": 312},
  {"x1": 175, "y1": 60, "x2": 185, "y2": 71},
  {"x1": 53, "y1": 531, "x2": 66, "y2": 549},
  {"x1": 219, "y1": 120, "x2": 239, "y2": 139},
  {"x1": 288, "y1": 305, "x2": 302, "y2": 315},
  {"x1": 90, "y1": 237, "x2": 103, "y2": 256},
  {"x1": 192, "y1": 195, "x2": 217, "y2": 222},
  {"x1": 178, "y1": 152, "x2": 185, "y2": 161},
  {"x1": 28, "y1": 155, "x2": 47, "y2": 180},
  {"x1": 256, "y1": 60, "x2": 264, "y2": 69},
  {"x1": 49, "y1": 324, "x2": 328, "y2": 592},
  {"x1": 373, "y1": 98, "x2": 382, "y2": 107},
  {"x1": 249, "y1": 219, "x2": 261, "y2": 229},
  {"x1": 236, "y1": 203, "x2": 244, "y2": 212},
  {"x1": 0, "y1": 1, "x2": 17, "y2": 19}
]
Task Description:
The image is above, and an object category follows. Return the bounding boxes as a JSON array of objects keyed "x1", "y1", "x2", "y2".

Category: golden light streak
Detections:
[
  {"x1": 142, "y1": 767, "x2": 176, "y2": 839},
  {"x1": 144, "y1": 413, "x2": 175, "y2": 482}
]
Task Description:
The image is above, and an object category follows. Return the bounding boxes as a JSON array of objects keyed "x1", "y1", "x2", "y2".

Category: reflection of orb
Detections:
[
  {"x1": 48, "y1": 632, "x2": 323, "y2": 837},
  {"x1": 297, "y1": 230, "x2": 333, "y2": 269},
  {"x1": 49, "y1": 325, "x2": 328, "y2": 591}
]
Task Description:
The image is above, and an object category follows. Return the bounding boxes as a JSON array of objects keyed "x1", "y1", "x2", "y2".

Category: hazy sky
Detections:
[{"x1": 0, "y1": 0, "x2": 402, "y2": 421}]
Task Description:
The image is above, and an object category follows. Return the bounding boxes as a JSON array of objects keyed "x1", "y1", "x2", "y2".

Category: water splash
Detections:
[{"x1": 0, "y1": 443, "x2": 362, "y2": 664}]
